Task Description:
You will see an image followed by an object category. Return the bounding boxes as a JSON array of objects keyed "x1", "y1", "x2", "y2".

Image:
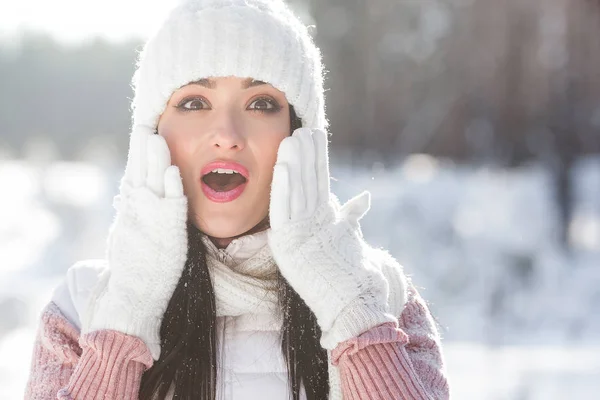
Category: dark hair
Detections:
[{"x1": 140, "y1": 105, "x2": 329, "y2": 399}]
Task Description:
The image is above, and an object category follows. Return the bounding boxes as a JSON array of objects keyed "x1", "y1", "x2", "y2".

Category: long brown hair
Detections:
[{"x1": 139, "y1": 105, "x2": 329, "y2": 399}]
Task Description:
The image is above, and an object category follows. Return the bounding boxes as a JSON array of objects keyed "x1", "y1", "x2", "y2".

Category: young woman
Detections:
[{"x1": 25, "y1": 1, "x2": 449, "y2": 399}]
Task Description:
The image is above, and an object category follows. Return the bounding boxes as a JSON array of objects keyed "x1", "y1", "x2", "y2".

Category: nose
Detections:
[{"x1": 211, "y1": 110, "x2": 245, "y2": 151}]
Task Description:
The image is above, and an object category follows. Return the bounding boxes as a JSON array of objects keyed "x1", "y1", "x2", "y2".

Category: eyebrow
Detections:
[{"x1": 188, "y1": 78, "x2": 268, "y2": 89}]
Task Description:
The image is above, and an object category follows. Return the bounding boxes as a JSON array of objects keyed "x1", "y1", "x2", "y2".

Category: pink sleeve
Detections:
[
  {"x1": 24, "y1": 302, "x2": 153, "y2": 400},
  {"x1": 332, "y1": 285, "x2": 450, "y2": 400}
]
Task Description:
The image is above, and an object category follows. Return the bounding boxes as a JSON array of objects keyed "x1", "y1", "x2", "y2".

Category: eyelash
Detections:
[{"x1": 175, "y1": 96, "x2": 282, "y2": 114}]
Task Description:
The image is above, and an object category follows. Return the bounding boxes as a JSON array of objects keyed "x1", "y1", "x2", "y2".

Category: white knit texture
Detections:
[
  {"x1": 82, "y1": 132, "x2": 188, "y2": 361},
  {"x1": 131, "y1": 0, "x2": 327, "y2": 140},
  {"x1": 82, "y1": 186, "x2": 188, "y2": 359},
  {"x1": 268, "y1": 194, "x2": 399, "y2": 350},
  {"x1": 202, "y1": 236, "x2": 280, "y2": 318}
]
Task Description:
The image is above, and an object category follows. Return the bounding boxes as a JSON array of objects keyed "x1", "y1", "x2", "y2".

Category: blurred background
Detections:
[{"x1": 1, "y1": 0, "x2": 599, "y2": 398}]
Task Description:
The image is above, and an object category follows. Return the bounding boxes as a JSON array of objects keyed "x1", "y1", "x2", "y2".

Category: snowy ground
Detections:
[{"x1": 1, "y1": 154, "x2": 599, "y2": 399}]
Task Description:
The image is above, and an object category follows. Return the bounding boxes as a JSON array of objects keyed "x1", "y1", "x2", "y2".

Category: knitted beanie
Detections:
[{"x1": 130, "y1": 0, "x2": 327, "y2": 137}]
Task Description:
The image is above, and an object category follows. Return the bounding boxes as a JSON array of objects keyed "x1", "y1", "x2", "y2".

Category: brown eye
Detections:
[
  {"x1": 250, "y1": 98, "x2": 273, "y2": 110},
  {"x1": 176, "y1": 97, "x2": 210, "y2": 111},
  {"x1": 248, "y1": 97, "x2": 281, "y2": 113}
]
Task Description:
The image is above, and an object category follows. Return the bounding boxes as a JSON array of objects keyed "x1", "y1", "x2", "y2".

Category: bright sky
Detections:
[{"x1": 0, "y1": 0, "x2": 179, "y2": 44}]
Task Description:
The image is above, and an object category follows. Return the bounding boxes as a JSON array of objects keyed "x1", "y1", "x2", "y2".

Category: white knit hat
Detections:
[{"x1": 130, "y1": 0, "x2": 327, "y2": 137}]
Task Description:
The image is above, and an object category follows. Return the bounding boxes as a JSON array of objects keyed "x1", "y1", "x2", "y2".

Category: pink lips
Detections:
[{"x1": 200, "y1": 160, "x2": 249, "y2": 203}]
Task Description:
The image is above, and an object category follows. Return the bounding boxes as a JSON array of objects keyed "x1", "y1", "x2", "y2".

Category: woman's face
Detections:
[{"x1": 157, "y1": 76, "x2": 291, "y2": 242}]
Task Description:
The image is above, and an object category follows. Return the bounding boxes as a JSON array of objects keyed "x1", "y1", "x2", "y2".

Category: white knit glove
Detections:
[
  {"x1": 81, "y1": 129, "x2": 188, "y2": 360},
  {"x1": 268, "y1": 128, "x2": 397, "y2": 350}
]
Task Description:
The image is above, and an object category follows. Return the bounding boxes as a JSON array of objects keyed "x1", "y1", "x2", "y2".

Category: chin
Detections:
[{"x1": 193, "y1": 215, "x2": 260, "y2": 239}]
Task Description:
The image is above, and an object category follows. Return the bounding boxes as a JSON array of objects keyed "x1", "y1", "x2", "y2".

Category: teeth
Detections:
[{"x1": 211, "y1": 168, "x2": 239, "y2": 175}]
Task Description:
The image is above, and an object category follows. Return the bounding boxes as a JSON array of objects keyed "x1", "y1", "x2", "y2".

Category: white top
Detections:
[{"x1": 202, "y1": 230, "x2": 308, "y2": 399}]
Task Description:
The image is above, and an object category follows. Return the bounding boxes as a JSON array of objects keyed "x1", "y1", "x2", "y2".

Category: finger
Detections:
[
  {"x1": 124, "y1": 129, "x2": 148, "y2": 189},
  {"x1": 276, "y1": 137, "x2": 304, "y2": 219},
  {"x1": 312, "y1": 128, "x2": 331, "y2": 204},
  {"x1": 269, "y1": 162, "x2": 291, "y2": 229},
  {"x1": 146, "y1": 135, "x2": 171, "y2": 197},
  {"x1": 164, "y1": 165, "x2": 185, "y2": 198},
  {"x1": 293, "y1": 128, "x2": 317, "y2": 216}
]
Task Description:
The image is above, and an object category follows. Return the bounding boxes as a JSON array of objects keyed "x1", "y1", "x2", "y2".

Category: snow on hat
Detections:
[{"x1": 130, "y1": 0, "x2": 327, "y2": 137}]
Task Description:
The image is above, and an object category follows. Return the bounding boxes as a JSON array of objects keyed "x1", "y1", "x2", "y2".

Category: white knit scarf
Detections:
[{"x1": 201, "y1": 234, "x2": 343, "y2": 400}]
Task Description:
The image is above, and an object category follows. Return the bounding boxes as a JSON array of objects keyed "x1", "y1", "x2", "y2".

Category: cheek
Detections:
[
  {"x1": 255, "y1": 115, "x2": 290, "y2": 162},
  {"x1": 158, "y1": 120, "x2": 193, "y2": 162},
  {"x1": 256, "y1": 133, "x2": 288, "y2": 181},
  {"x1": 160, "y1": 133, "x2": 183, "y2": 165}
]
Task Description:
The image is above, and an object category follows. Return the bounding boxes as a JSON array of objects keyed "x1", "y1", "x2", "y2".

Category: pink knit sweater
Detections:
[{"x1": 24, "y1": 285, "x2": 449, "y2": 399}]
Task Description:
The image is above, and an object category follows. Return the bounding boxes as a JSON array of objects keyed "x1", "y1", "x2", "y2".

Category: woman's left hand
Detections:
[{"x1": 268, "y1": 127, "x2": 397, "y2": 350}]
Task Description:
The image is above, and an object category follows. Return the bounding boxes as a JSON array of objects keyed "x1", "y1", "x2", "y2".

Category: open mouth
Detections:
[
  {"x1": 200, "y1": 161, "x2": 250, "y2": 203},
  {"x1": 202, "y1": 169, "x2": 248, "y2": 192}
]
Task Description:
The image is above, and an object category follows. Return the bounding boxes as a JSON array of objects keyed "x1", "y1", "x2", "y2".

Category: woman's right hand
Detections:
[{"x1": 81, "y1": 128, "x2": 188, "y2": 360}]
